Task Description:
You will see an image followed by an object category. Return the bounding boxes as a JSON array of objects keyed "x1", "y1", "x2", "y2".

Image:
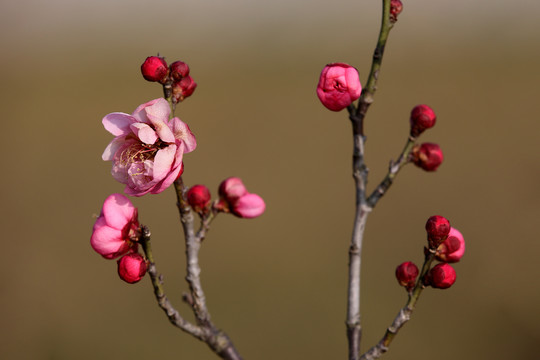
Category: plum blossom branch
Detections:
[
  {"x1": 359, "y1": 251, "x2": 437, "y2": 360},
  {"x1": 346, "y1": 1, "x2": 396, "y2": 359},
  {"x1": 366, "y1": 137, "x2": 416, "y2": 208},
  {"x1": 173, "y1": 177, "x2": 244, "y2": 360},
  {"x1": 139, "y1": 225, "x2": 205, "y2": 339}
]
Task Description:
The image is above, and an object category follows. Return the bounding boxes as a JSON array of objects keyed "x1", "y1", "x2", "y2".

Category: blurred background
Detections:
[{"x1": 1, "y1": 0, "x2": 539, "y2": 359}]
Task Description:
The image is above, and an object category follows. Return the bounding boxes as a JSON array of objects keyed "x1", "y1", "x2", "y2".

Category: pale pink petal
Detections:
[
  {"x1": 102, "y1": 113, "x2": 135, "y2": 136},
  {"x1": 144, "y1": 98, "x2": 171, "y2": 123},
  {"x1": 232, "y1": 193, "x2": 266, "y2": 219},
  {"x1": 170, "y1": 117, "x2": 197, "y2": 153},
  {"x1": 152, "y1": 145, "x2": 176, "y2": 181},
  {"x1": 102, "y1": 137, "x2": 125, "y2": 161},
  {"x1": 446, "y1": 227, "x2": 465, "y2": 262},
  {"x1": 172, "y1": 140, "x2": 185, "y2": 168},
  {"x1": 130, "y1": 123, "x2": 158, "y2": 145},
  {"x1": 101, "y1": 193, "x2": 136, "y2": 229},
  {"x1": 150, "y1": 163, "x2": 184, "y2": 194},
  {"x1": 132, "y1": 98, "x2": 163, "y2": 123}
]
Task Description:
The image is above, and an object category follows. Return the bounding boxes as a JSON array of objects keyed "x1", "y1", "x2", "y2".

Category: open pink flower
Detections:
[
  {"x1": 90, "y1": 194, "x2": 140, "y2": 259},
  {"x1": 102, "y1": 98, "x2": 196, "y2": 196},
  {"x1": 317, "y1": 63, "x2": 362, "y2": 111}
]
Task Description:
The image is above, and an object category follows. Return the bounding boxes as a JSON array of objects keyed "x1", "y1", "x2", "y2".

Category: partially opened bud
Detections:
[
  {"x1": 117, "y1": 253, "x2": 147, "y2": 284},
  {"x1": 219, "y1": 177, "x2": 248, "y2": 204},
  {"x1": 436, "y1": 227, "x2": 465, "y2": 263},
  {"x1": 427, "y1": 263, "x2": 456, "y2": 289},
  {"x1": 411, "y1": 143, "x2": 444, "y2": 171},
  {"x1": 426, "y1": 215, "x2": 451, "y2": 248},
  {"x1": 141, "y1": 56, "x2": 168, "y2": 83},
  {"x1": 170, "y1": 61, "x2": 190, "y2": 81},
  {"x1": 410, "y1": 104, "x2": 436, "y2": 137},
  {"x1": 186, "y1": 184, "x2": 211, "y2": 213},
  {"x1": 316, "y1": 63, "x2": 362, "y2": 111},
  {"x1": 395, "y1": 261, "x2": 419, "y2": 291},
  {"x1": 172, "y1": 75, "x2": 197, "y2": 103},
  {"x1": 231, "y1": 193, "x2": 266, "y2": 219}
]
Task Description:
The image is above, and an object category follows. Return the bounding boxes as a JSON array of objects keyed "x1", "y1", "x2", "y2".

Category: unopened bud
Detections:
[
  {"x1": 170, "y1": 61, "x2": 190, "y2": 81},
  {"x1": 141, "y1": 56, "x2": 168, "y2": 83},
  {"x1": 390, "y1": 0, "x2": 403, "y2": 22},
  {"x1": 172, "y1": 75, "x2": 197, "y2": 103},
  {"x1": 436, "y1": 227, "x2": 465, "y2": 263},
  {"x1": 426, "y1": 215, "x2": 451, "y2": 248},
  {"x1": 426, "y1": 263, "x2": 456, "y2": 289},
  {"x1": 231, "y1": 193, "x2": 266, "y2": 219},
  {"x1": 411, "y1": 143, "x2": 443, "y2": 171},
  {"x1": 410, "y1": 104, "x2": 436, "y2": 137},
  {"x1": 316, "y1": 63, "x2": 362, "y2": 112},
  {"x1": 186, "y1": 184, "x2": 211, "y2": 213},
  {"x1": 219, "y1": 177, "x2": 248, "y2": 204},
  {"x1": 395, "y1": 261, "x2": 419, "y2": 291},
  {"x1": 117, "y1": 253, "x2": 147, "y2": 284}
]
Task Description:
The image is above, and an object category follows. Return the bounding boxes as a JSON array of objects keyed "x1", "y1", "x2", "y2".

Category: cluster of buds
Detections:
[
  {"x1": 186, "y1": 178, "x2": 266, "y2": 219},
  {"x1": 90, "y1": 194, "x2": 148, "y2": 284},
  {"x1": 407, "y1": 104, "x2": 444, "y2": 172},
  {"x1": 141, "y1": 55, "x2": 197, "y2": 104},
  {"x1": 395, "y1": 215, "x2": 465, "y2": 291}
]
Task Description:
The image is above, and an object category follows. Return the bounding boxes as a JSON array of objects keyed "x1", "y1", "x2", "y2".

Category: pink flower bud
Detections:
[
  {"x1": 219, "y1": 177, "x2": 248, "y2": 204},
  {"x1": 425, "y1": 215, "x2": 451, "y2": 248},
  {"x1": 316, "y1": 63, "x2": 362, "y2": 112},
  {"x1": 186, "y1": 184, "x2": 211, "y2": 213},
  {"x1": 436, "y1": 227, "x2": 465, "y2": 263},
  {"x1": 390, "y1": 0, "x2": 403, "y2": 21},
  {"x1": 411, "y1": 143, "x2": 444, "y2": 171},
  {"x1": 172, "y1": 75, "x2": 197, "y2": 103},
  {"x1": 410, "y1": 104, "x2": 436, "y2": 137},
  {"x1": 117, "y1": 253, "x2": 147, "y2": 284},
  {"x1": 170, "y1": 60, "x2": 190, "y2": 81},
  {"x1": 90, "y1": 194, "x2": 140, "y2": 259},
  {"x1": 395, "y1": 261, "x2": 419, "y2": 291},
  {"x1": 427, "y1": 263, "x2": 456, "y2": 289},
  {"x1": 231, "y1": 193, "x2": 266, "y2": 219},
  {"x1": 141, "y1": 56, "x2": 168, "y2": 83}
]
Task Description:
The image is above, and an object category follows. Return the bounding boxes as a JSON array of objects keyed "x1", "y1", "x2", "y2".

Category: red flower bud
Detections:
[
  {"x1": 426, "y1": 263, "x2": 456, "y2": 289},
  {"x1": 186, "y1": 184, "x2": 211, "y2": 213},
  {"x1": 219, "y1": 177, "x2": 248, "y2": 204},
  {"x1": 141, "y1": 56, "x2": 168, "y2": 83},
  {"x1": 410, "y1": 104, "x2": 436, "y2": 137},
  {"x1": 425, "y1": 215, "x2": 451, "y2": 248},
  {"x1": 316, "y1": 63, "x2": 362, "y2": 111},
  {"x1": 172, "y1": 75, "x2": 197, "y2": 103},
  {"x1": 170, "y1": 61, "x2": 190, "y2": 81},
  {"x1": 390, "y1": 0, "x2": 403, "y2": 21},
  {"x1": 395, "y1": 261, "x2": 419, "y2": 291},
  {"x1": 436, "y1": 227, "x2": 465, "y2": 263},
  {"x1": 411, "y1": 143, "x2": 443, "y2": 171},
  {"x1": 217, "y1": 177, "x2": 265, "y2": 218},
  {"x1": 117, "y1": 253, "x2": 147, "y2": 284}
]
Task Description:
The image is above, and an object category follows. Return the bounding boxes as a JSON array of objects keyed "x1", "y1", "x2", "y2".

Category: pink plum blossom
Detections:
[
  {"x1": 436, "y1": 227, "x2": 465, "y2": 263},
  {"x1": 216, "y1": 177, "x2": 265, "y2": 218},
  {"x1": 117, "y1": 253, "x2": 148, "y2": 284},
  {"x1": 317, "y1": 63, "x2": 362, "y2": 111},
  {"x1": 90, "y1": 193, "x2": 140, "y2": 259},
  {"x1": 102, "y1": 98, "x2": 196, "y2": 196}
]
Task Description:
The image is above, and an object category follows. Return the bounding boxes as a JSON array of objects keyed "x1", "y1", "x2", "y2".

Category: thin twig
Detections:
[
  {"x1": 360, "y1": 250, "x2": 436, "y2": 360},
  {"x1": 346, "y1": 1, "x2": 396, "y2": 359}
]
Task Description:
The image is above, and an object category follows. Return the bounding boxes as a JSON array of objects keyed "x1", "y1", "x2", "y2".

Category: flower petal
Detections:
[
  {"x1": 90, "y1": 218, "x2": 130, "y2": 259},
  {"x1": 101, "y1": 193, "x2": 137, "y2": 229},
  {"x1": 130, "y1": 123, "x2": 158, "y2": 145},
  {"x1": 170, "y1": 117, "x2": 197, "y2": 153},
  {"x1": 152, "y1": 145, "x2": 176, "y2": 181},
  {"x1": 102, "y1": 112, "x2": 135, "y2": 136}
]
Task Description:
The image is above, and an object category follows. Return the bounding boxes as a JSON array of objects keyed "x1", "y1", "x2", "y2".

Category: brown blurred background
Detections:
[{"x1": 1, "y1": 0, "x2": 539, "y2": 359}]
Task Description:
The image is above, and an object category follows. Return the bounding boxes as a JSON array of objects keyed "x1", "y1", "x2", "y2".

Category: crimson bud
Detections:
[
  {"x1": 395, "y1": 261, "x2": 419, "y2": 291},
  {"x1": 411, "y1": 143, "x2": 444, "y2": 171},
  {"x1": 117, "y1": 253, "x2": 147, "y2": 284},
  {"x1": 172, "y1": 76, "x2": 197, "y2": 103},
  {"x1": 426, "y1": 215, "x2": 451, "y2": 248},
  {"x1": 426, "y1": 263, "x2": 456, "y2": 289},
  {"x1": 170, "y1": 61, "x2": 190, "y2": 81},
  {"x1": 186, "y1": 184, "x2": 211, "y2": 213},
  {"x1": 390, "y1": 0, "x2": 403, "y2": 22},
  {"x1": 410, "y1": 104, "x2": 436, "y2": 137},
  {"x1": 141, "y1": 56, "x2": 168, "y2": 83}
]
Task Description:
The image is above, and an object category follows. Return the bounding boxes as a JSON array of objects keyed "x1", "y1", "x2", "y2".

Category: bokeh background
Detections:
[{"x1": 1, "y1": 0, "x2": 539, "y2": 359}]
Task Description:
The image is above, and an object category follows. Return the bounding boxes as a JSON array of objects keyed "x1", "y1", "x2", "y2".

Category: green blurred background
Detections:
[{"x1": 1, "y1": 0, "x2": 539, "y2": 359}]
